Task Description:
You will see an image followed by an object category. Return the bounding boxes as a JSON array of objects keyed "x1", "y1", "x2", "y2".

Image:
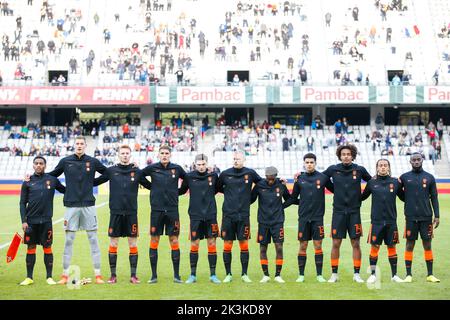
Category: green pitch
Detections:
[{"x1": 0, "y1": 194, "x2": 449, "y2": 300}]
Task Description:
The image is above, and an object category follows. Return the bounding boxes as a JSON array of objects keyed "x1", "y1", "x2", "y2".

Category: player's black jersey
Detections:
[
  {"x1": 142, "y1": 162, "x2": 186, "y2": 212},
  {"x1": 323, "y1": 163, "x2": 371, "y2": 213},
  {"x1": 48, "y1": 153, "x2": 106, "y2": 207},
  {"x1": 399, "y1": 169, "x2": 439, "y2": 221},
  {"x1": 251, "y1": 179, "x2": 290, "y2": 225},
  {"x1": 284, "y1": 171, "x2": 333, "y2": 221},
  {"x1": 20, "y1": 173, "x2": 66, "y2": 224},
  {"x1": 361, "y1": 175, "x2": 404, "y2": 224},
  {"x1": 179, "y1": 170, "x2": 219, "y2": 220},
  {"x1": 217, "y1": 167, "x2": 262, "y2": 219},
  {"x1": 94, "y1": 164, "x2": 152, "y2": 215}
]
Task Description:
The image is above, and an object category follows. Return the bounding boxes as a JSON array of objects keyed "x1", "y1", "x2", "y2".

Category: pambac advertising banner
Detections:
[
  {"x1": 300, "y1": 86, "x2": 369, "y2": 103},
  {"x1": 424, "y1": 86, "x2": 450, "y2": 103},
  {"x1": 177, "y1": 87, "x2": 245, "y2": 104},
  {"x1": 0, "y1": 87, "x2": 149, "y2": 105}
]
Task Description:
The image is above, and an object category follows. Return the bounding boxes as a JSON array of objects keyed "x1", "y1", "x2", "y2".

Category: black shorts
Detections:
[
  {"x1": 331, "y1": 212, "x2": 363, "y2": 239},
  {"x1": 298, "y1": 220, "x2": 324, "y2": 241},
  {"x1": 23, "y1": 222, "x2": 53, "y2": 247},
  {"x1": 108, "y1": 214, "x2": 138, "y2": 238},
  {"x1": 221, "y1": 216, "x2": 251, "y2": 241},
  {"x1": 151, "y1": 211, "x2": 180, "y2": 237},
  {"x1": 257, "y1": 223, "x2": 284, "y2": 245},
  {"x1": 367, "y1": 223, "x2": 399, "y2": 246},
  {"x1": 404, "y1": 219, "x2": 433, "y2": 241},
  {"x1": 190, "y1": 218, "x2": 219, "y2": 240}
]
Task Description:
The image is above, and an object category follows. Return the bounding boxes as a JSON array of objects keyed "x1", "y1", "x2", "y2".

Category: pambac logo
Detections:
[
  {"x1": 301, "y1": 87, "x2": 368, "y2": 103},
  {"x1": 178, "y1": 87, "x2": 245, "y2": 104},
  {"x1": 425, "y1": 87, "x2": 450, "y2": 103},
  {"x1": 0, "y1": 86, "x2": 149, "y2": 105}
]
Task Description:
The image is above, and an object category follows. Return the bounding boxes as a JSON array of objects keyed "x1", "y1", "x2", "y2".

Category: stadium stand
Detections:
[{"x1": 0, "y1": 0, "x2": 449, "y2": 86}]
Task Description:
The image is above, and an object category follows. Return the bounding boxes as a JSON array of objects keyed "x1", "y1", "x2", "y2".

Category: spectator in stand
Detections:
[
  {"x1": 122, "y1": 122, "x2": 130, "y2": 138},
  {"x1": 375, "y1": 113, "x2": 384, "y2": 130},
  {"x1": 306, "y1": 135, "x2": 314, "y2": 152},
  {"x1": 334, "y1": 119, "x2": 343, "y2": 134},
  {"x1": 4, "y1": 120, "x2": 12, "y2": 131},
  {"x1": 282, "y1": 136, "x2": 289, "y2": 151}
]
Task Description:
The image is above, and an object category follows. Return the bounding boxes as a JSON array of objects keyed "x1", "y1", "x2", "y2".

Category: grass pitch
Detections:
[{"x1": 0, "y1": 194, "x2": 449, "y2": 300}]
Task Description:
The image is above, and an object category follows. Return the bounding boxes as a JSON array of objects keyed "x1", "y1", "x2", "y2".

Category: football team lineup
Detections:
[{"x1": 0, "y1": 135, "x2": 446, "y2": 300}]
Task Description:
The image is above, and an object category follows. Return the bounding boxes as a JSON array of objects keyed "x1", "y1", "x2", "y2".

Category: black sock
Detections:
[
  {"x1": 172, "y1": 249, "x2": 180, "y2": 279},
  {"x1": 149, "y1": 248, "x2": 158, "y2": 279},
  {"x1": 426, "y1": 259, "x2": 433, "y2": 276},
  {"x1": 298, "y1": 254, "x2": 307, "y2": 276},
  {"x1": 208, "y1": 252, "x2": 217, "y2": 276},
  {"x1": 190, "y1": 251, "x2": 199, "y2": 276},
  {"x1": 240, "y1": 250, "x2": 249, "y2": 276},
  {"x1": 275, "y1": 263, "x2": 282, "y2": 277},
  {"x1": 109, "y1": 252, "x2": 117, "y2": 277},
  {"x1": 315, "y1": 253, "x2": 323, "y2": 276},
  {"x1": 388, "y1": 255, "x2": 397, "y2": 277},
  {"x1": 26, "y1": 253, "x2": 36, "y2": 279},
  {"x1": 44, "y1": 253, "x2": 53, "y2": 278},
  {"x1": 369, "y1": 256, "x2": 378, "y2": 275},
  {"x1": 405, "y1": 259, "x2": 412, "y2": 276},
  {"x1": 223, "y1": 250, "x2": 232, "y2": 275},
  {"x1": 129, "y1": 253, "x2": 138, "y2": 277},
  {"x1": 261, "y1": 262, "x2": 269, "y2": 276}
]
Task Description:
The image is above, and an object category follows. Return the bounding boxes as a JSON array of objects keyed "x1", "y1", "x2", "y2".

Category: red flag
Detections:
[{"x1": 6, "y1": 233, "x2": 22, "y2": 263}]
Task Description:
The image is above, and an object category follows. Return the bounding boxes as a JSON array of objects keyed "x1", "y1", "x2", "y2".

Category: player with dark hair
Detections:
[
  {"x1": 399, "y1": 152, "x2": 440, "y2": 283},
  {"x1": 94, "y1": 145, "x2": 152, "y2": 284},
  {"x1": 323, "y1": 144, "x2": 372, "y2": 283},
  {"x1": 361, "y1": 158, "x2": 404, "y2": 284},
  {"x1": 142, "y1": 145, "x2": 186, "y2": 283},
  {"x1": 285, "y1": 153, "x2": 333, "y2": 283},
  {"x1": 19, "y1": 156, "x2": 66, "y2": 286},
  {"x1": 251, "y1": 166, "x2": 290, "y2": 283},
  {"x1": 46, "y1": 136, "x2": 107, "y2": 285},
  {"x1": 217, "y1": 151, "x2": 262, "y2": 283},
  {"x1": 179, "y1": 154, "x2": 221, "y2": 284}
]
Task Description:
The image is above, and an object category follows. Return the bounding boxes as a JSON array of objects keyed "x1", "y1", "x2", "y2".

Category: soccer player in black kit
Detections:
[
  {"x1": 142, "y1": 145, "x2": 186, "y2": 283},
  {"x1": 399, "y1": 152, "x2": 440, "y2": 283},
  {"x1": 251, "y1": 166, "x2": 290, "y2": 283},
  {"x1": 285, "y1": 153, "x2": 333, "y2": 283},
  {"x1": 218, "y1": 151, "x2": 262, "y2": 283},
  {"x1": 94, "y1": 145, "x2": 152, "y2": 284},
  {"x1": 19, "y1": 156, "x2": 65, "y2": 286},
  {"x1": 323, "y1": 144, "x2": 371, "y2": 283},
  {"x1": 179, "y1": 154, "x2": 221, "y2": 284},
  {"x1": 361, "y1": 159, "x2": 405, "y2": 284}
]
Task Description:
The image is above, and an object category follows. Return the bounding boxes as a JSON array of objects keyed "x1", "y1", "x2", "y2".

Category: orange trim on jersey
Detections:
[
  {"x1": 260, "y1": 259, "x2": 269, "y2": 265},
  {"x1": 223, "y1": 242, "x2": 233, "y2": 252},
  {"x1": 276, "y1": 259, "x2": 284, "y2": 266},
  {"x1": 27, "y1": 248, "x2": 36, "y2": 255},
  {"x1": 370, "y1": 246, "x2": 380, "y2": 258},
  {"x1": 171, "y1": 243, "x2": 180, "y2": 251},
  {"x1": 43, "y1": 247, "x2": 52, "y2": 254},
  {"x1": 387, "y1": 247, "x2": 397, "y2": 257},
  {"x1": 331, "y1": 258, "x2": 339, "y2": 267},
  {"x1": 314, "y1": 249, "x2": 323, "y2": 255},
  {"x1": 108, "y1": 246, "x2": 118, "y2": 254},
  {"x1": 404, "y1": 250, "x2": 413, "y2": 261},
  {"x1": 239, "y1": 242, "x2": 249, "y2": 251},
  {"x1": 190, "y1": 245, "x2": 199, "y2": 253},
  {"x1": 149, "y1": 241, "x2": 159, "y2": 249},
  {"x1": 129, "y1": 247, "x2": 138, "y2": 255},
  {"x1": 353, "y1": 259, "x2": 362, "y2": 268},
  {"x1": 424, "y1": 250, "x2": 433, "y2": 261},
  {"x1": 298, "y1": 252, "x2": 307, "y2": 257},
  {"x1": 207, "y1": 244, "x2": 217, "y2": 254}
]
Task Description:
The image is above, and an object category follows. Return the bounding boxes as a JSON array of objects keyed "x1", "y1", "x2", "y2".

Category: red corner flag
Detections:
[{"x1": 6, "y1": 233, "x2": 22, "y2": 263}]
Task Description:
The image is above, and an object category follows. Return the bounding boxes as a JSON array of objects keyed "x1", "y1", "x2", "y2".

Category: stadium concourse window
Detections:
[
  {"x1": 0, "y1": 109, "x2": 26, "y2": 125},
  {"x1": 325, "y1": 107, "x2": 370, "y2": 125},
  {"x1": 156, "y1": 109, "x2": 222, "y2": 127},
  {"x1": 268, "y1": 107, "x2": 312, "y2": 127},
  {"x1": 227, "y1": 70, "x2": 249, "y2": 86},
  {"x1": 48, "y1": 70, "x2": 68, "y2": 86},
  {"x1": 385, "y1": 107, "x2": 450, "y2": 126}
]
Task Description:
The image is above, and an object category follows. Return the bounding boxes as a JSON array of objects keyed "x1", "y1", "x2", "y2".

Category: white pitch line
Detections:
[{"x1": 0, "y1": 202, "x2": 108, "y2": 250}]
